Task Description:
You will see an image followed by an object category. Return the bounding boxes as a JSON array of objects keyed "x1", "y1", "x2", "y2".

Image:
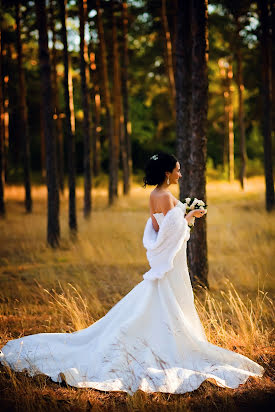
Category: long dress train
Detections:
[{"x1": 0, "y1": 201, "x2": 264, "y2": 394}]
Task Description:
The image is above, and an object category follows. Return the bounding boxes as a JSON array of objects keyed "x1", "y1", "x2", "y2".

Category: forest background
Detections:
[{"x1": 1, "y1": 0, "x2": 273, "y2": 185}]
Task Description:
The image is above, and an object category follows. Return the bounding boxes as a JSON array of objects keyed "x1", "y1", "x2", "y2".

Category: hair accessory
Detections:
[{"x1": 150, "y1": 154, "x2": 158, "y2": 160}]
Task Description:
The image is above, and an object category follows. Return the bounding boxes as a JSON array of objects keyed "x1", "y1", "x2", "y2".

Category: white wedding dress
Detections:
[{"x1": 0, "y1": 200, "x2": 264, "y2": 394}]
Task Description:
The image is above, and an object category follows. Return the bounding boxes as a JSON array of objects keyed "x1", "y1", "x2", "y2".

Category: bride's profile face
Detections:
[{"x1": 167, "y1": 161, "x2": 182, "y2": 184}]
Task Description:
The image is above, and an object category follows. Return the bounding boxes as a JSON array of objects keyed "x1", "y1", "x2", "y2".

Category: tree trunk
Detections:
[
  {"x1": 227, "y1": 61, "x2": 234, "y2": 183},
  {"x1": 218, "y1": 59, "x2": 229, "y2": 174},
  {"x1": 175, "y1": 0, "x2": 192, "y2": 199},
  {"x1": 88, "y1": 24, "x2": 101, "y2": 177},
  {"x1": 95, "y1": 0, "x2": 115, "y2": 205},
  {"x1": 3, "y1": 67, "x2": 9, "y2": 183},
  {"x1": 83, "y1": 2, "x2": 95, "y2": 159},
  {"x1": 0, "y1": 28, "x2": 5, "y2": 216},
  {"x1": 258, "y1": 0, "x2": 274, "y2": 211},
  {"x1": 121, "y1": 0, "x2": 132, "y2": 194},
  {"x1": 49, "y1": 0, "x2": 64, "y2": 193},
  {"x1": 188, "y1": 0, "x2": 209, "y2": 289},
  {"x1": 16, "y1": 2, "x2": 32, "y2": 213},
  {"x1": 235, "y1": 19, "x2": 247, "y2": 190},
  {"x1": 68, "y1": 57, "x2": 75, "y2": 134},
  {"x1": 161, "y1": 0, "x2": 176, "y2": 116},
  {"x1": 40, "y1": 101, "x2": 46, "y2": 180},
  {"x1": 170, "y1": 0, "x2": 178, "y2": 78},
  {"x1": 59, "y1": 0, "x2": 77, "y2": 232},
  {"x1": 112, "y1": 1, "x2": 129, "y2": 196},
  {"x1": 35, "y1": 0, "x2": 60, "y2": 247},
  {"x1": 111, "y1": 0, "x2": 121, "y2": 199},
  {"x1": 79, "y1": 0, "x2": 92, "y2": 217},
  {"x1": 219, "y1": 57, "x2": 234, "y2": 180},
  {"x1": 271, "y1": 0, "x2": 275, "y2": 140}
]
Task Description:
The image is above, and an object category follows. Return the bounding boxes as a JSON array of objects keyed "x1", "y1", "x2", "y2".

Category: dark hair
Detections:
[{"x1": 143, "y1": 152, "x2": 178, "y2": 188}]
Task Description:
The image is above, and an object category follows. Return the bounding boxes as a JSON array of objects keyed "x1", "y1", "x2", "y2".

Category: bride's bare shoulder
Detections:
[
  {"x1": 150, "y1": 189, "x2": 173, "y2": 202},
  {"x1": 150, "y1": 190, "x2": 175, "y2": 215}
]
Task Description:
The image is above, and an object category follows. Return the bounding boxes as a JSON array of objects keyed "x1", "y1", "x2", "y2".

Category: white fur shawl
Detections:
[{"x1": 142, "y1": 206, "x2": 190, "y2": 281}]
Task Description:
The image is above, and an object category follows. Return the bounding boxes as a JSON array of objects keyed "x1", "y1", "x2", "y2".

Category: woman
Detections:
[{"x1": 0, "y1": 152, "x2": 264, "y2": 394}]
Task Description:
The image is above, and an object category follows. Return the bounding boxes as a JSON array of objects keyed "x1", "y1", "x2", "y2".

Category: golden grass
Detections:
[{"x1": 0, "y1": 175, "x2": 274, "y2": 411}]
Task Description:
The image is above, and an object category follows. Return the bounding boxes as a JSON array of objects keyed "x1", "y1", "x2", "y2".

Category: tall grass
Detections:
[{"x1": 195, "y1": 281, "x2": 274, "y2": 357}]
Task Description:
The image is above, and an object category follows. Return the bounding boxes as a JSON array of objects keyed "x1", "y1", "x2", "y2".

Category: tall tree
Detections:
[
  {"x1": 0, "y1": 27, "x2": 4, "y2": 216},
  {"x1": 95, "y1": 0, "x2": 115, "y2": 205},
  {"x1": 272, "y1": 0, "x2": 275, "y2": 142},
  {"x1": 35, "y1": 0, "x2": 60, "y2": 247},
  {"x1": 49, "y1": 0, "x2": 64, "y2": 193},
  {"x1": 68, "y1": 57, "x2": 75, "y2": 134},
  {"x1": 218, "y1": 58, "x2": 229, "y2": 172},
  {"x1": 112, "y1": 0, "x2": 129, "y2": 196},
  {"x1": 16, "y1": 1, "x2": 32, "y2": 212},
  {"x1": 40, "y1": 101, "x2": 46, "y2": 180},
  {"x1": 172, "y1": 0, "x2": 178, "y2": 77},
  {"x1": 111, "y1": 0, "x2": 121, "y2": 199},
  {"x1": 59, "y1": 0, "x2": 77, "y2": 232},
  {"x1": 3, "y1": 55, "x2": 9, "y2": 183},
  {"x1": 161, "y1": 0, "x2": 176, "y2": 116},
  {"x1": 79, "y1": 0, "x2": 92, "y2": 217},
  {"x1": 121, "y1": 0, "x2": 132, "y2": 194},
  {"x1": 175, "y1": 0, "x2": 192, "y2": 199},
  {"x1": 217, "y1": 0, "x2": 249, "y2": 188},
  {"x1": 258, "y1": 0, "x2": 274, "y2": 211},
  {"x1": 88, "y1": 29, "x2": 101, "y2": 177},
  {"x1": 227, "y1": 59, "x2": 234, "y2": 183},
  {"x1": 188, "y1": 0, "x2": 209, "y2": 288},
  {"x1": 218, "y1": 57, "x2": 234, "y2": 182},
  {"x1": 235, "y1": 16, "x2": 247, "y2": 189}
]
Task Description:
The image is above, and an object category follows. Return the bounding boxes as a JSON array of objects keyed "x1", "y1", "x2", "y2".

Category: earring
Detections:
[{"x1": 167, "y1": 176, "x2": 170, "y2": 185}]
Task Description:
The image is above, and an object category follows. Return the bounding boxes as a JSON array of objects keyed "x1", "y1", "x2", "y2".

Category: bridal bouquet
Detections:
[{"x1": 183, "y1": 197, "x2": 207, "y2": 230}]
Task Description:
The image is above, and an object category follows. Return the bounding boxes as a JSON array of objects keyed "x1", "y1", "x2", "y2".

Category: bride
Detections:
[{"x1": 0, "y1": 152, "x2": 264, "y2": 394}]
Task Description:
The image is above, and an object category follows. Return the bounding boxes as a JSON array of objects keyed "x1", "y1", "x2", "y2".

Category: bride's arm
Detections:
[
  {"x1": 151, "y1": 215, "x2": 159, "y2": 232},
  {"x1": 185, "y1": 209, "x2": 206, "y2": 224},
  {"x1": 161, "y1": 194, "x2": 175, "y2": 215}
]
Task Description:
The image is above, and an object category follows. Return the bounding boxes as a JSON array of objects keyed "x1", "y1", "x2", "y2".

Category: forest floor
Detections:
[{"x1": 0, "y1": 176, "x2": 274, "y2": 411}]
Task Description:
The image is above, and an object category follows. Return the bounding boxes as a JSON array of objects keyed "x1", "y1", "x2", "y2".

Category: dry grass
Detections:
[{"x1": 0, "y1": 175, "x2": 274, "y2": 411}]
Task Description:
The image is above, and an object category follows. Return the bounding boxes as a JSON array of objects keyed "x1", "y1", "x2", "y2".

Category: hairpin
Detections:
[{"x1": 150, "y1": 154, "x2": 158, "y2": 160}]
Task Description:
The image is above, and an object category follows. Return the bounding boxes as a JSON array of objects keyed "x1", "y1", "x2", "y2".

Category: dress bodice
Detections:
[{"x1": 152, "y1": 200, "x2": 186, "y2": 226}]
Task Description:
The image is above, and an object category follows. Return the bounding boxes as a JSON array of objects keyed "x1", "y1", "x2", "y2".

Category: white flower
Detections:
[
  {"x1": 197, "y1": 200, "x2": 205, "y2": 206},
  {"x1": 199, "y1": 205, "x2": 205, "y2": 210},
  {"x1": 190, "y1": 198, "x2": 198, "y2": 208},
  {"x1": 185, "y1": 197, "x2": 191, "y2": 204}
]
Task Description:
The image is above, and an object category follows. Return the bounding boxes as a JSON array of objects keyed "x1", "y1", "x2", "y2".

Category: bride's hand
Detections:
[
  {"x1": 185, "y1": 209, "x2": 206, "y2": 224},
  {"x1": 192, "y1": 209, "x2": 207, "y2": 218}
]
